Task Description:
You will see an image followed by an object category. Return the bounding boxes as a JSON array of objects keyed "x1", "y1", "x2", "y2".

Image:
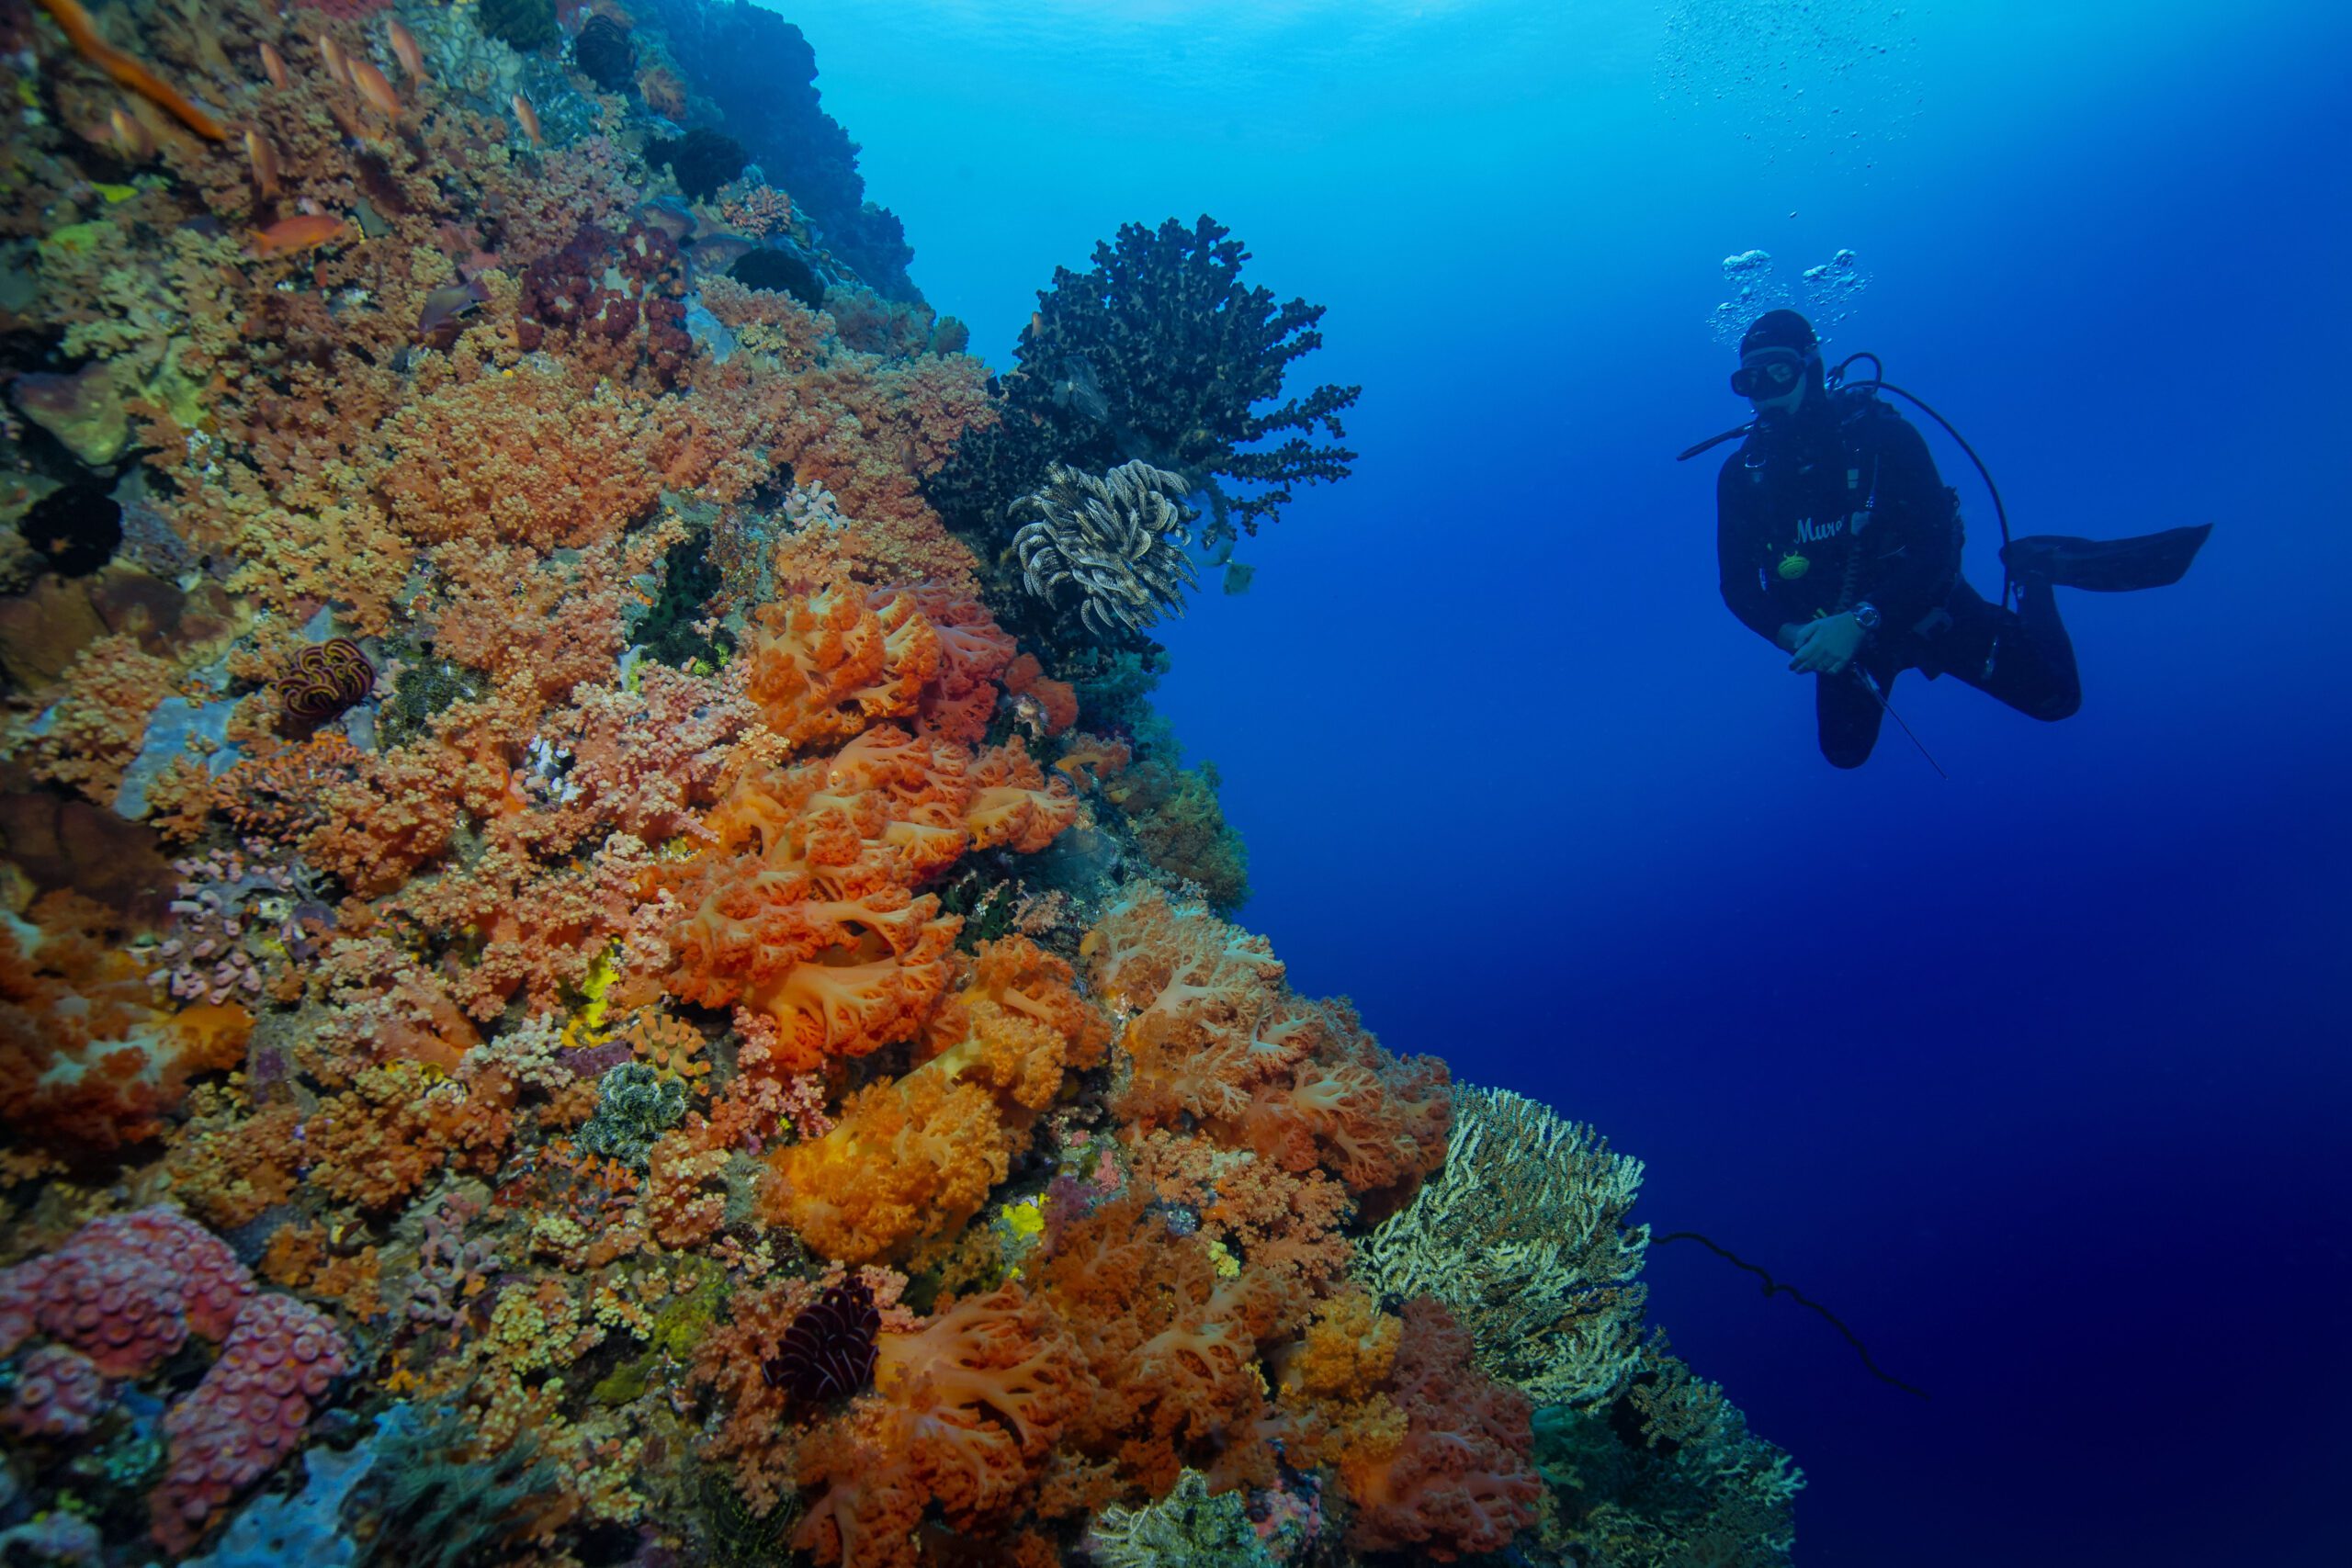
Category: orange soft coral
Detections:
[
  {"x1": 741, "y1": 585, "x2": 941, "y2": 752},
  {"x1": 662, "y1": 649, "x2": 1077, "y2": 1072},
  {"x1": 1123, "y1": 1127, "x2": 1357, "y2": 1293},
  {"x1": 1031, "y1": 1196, "x2": 1302, "y2": 1497},
  {"x1": 793, "y1": 1284, "x2": 1077, "y2": 1568},
  {"x1": 0, "y1": 892, "x2": 249, "y2": 1156},
  {"x1": 740, "y1": 583, "x2": 1023, "y2": 754},
  {"x1": 963, "y1": 740, "x2": 1080, "y2": 856},
  {"x1": 1236, "y1": 999, "x2": 1452, "y2": 1197},
  {"x1": 1052, "y1": 733, "x2": 1131, "y2": 788},
  {"x1": 662, "y1": 745, "x2": 963, "y2": 1072},
  {"x1": 913, "y1": 938, "x2": 1110, "y2": 1107},
  {"x1": 904, "y1": 587, "x2": 1013, "y2": 744},
  {"x1": 763, "y1": 939, "x2": 1106, "y2": 1264},
  {"x1": 762, "y1": 1068, "x2": 1006, "y2": 1265}
]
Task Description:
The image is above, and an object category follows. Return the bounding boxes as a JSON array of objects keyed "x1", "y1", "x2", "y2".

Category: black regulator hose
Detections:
[{"x1": 1828, "y1": 354, "x2": 2016, "y2": 609}]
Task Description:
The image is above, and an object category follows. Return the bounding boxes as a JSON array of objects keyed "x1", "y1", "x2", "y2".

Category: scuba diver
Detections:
[{"x1": 1706, "y1": 309, "x2": 2211, "y2": 769}]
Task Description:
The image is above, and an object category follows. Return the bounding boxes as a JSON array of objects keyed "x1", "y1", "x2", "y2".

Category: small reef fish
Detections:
[
  {"x1": 416, "y1": 278, "x2": 490, "y2": 337},
  {"x1": 250, "y1": 211, "x2": 348, "y2": 260},
  {"x1": 636, "y1": 195, "x2": 696, "y2": 243},
  {"x1": 688, "y1": 231, "x2": 755, "y2": 272},
  {"x1": 318, "y1": 33, "x2": 351, "y2": 88},
  {"x1": 30, "y1": 0, "x2": 225, "y2": 140},
  {"x1": 259, "y1": 41, "x2": 288, "y2": 91},
  {"x1": 244, "y1": 128, "x2": 280, "y2": 199},
  {"x1": 323, "y1": 97, "x2": 375, "y2": 145},
  {"x1": 109, "y1": 106, "x2": 154, "y2": 160},
  {"x1": 512, "y1": 92, "x2": 543, "y2": 146},
  {"x1": 388, "y1": 21, "x2": 428, "y2": 83},
  {"x1": 349, "y1": 60, "x2": 402, "y2": 118}
]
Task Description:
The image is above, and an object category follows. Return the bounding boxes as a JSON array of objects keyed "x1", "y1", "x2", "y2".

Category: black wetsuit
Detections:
[{"x1": 1716, "y1": 393, "x2": 2080, "y2": 768}]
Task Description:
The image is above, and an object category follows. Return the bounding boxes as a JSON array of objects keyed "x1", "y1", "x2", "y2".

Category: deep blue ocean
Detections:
[{"x1": 787, "y1": 1, "x2": 2352, "y2": 1562}]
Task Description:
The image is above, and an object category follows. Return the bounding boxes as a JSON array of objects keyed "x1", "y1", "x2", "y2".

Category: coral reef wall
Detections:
[{"x1": 0, "y1": 2, "x2": 1792, "y2": 1562}]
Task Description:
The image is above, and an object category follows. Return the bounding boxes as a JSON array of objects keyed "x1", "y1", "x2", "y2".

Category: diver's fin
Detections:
[{"x1": 2001, "y1": 524, "x2": 2212, "y2": 592}]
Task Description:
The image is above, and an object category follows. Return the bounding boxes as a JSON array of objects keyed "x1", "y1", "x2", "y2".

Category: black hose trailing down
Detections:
[{"x1": 1653, "y1": 1230, "x2": 1931, "y2": 1400}]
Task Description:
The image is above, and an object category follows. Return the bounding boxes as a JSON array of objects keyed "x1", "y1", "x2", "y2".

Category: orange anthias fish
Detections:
[
  {"x1": 388, "y1": 21, "x2": 428, "y2": 84},
  {"x1": 349, "y1": 60, "x2": 401, "y2": 118},
  {"x1": 318, "y1": 34, "x2": 351, "y2": 88},
  {"x1": 323, "y1": 97, "x2": 374, "y2": 145},
  {"x1": 30, "y1": 0, "x2": 224, "y2": 140},
  {"x1": 109, "y1": 106, "x2": 154, "y2": 160},
  {"x1": 250, "y1": 212, "x2": 348, "y2": 260},
  {"x1": 243, "y1": 128, "x2": 280, "y2": 199},
  {"x1": 259, "y1": 41, "x2": 288, "y2": 91},
  {"x1": 511, "y1": 92, "x2": 542, "y2": 147}
]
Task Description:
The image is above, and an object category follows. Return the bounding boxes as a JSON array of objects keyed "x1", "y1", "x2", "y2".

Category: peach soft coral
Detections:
[
  {"x1": 1084, "y1": 889, "x2": 1451, "y2": 1202},
  {"x1": 27, "y1": 631, "x2": 177, "y2": 807}
]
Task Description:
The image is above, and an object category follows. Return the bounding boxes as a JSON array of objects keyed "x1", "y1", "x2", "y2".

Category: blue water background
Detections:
[{"x1": 775, "y1": 2, "x2": 2351, "y2": 1561}]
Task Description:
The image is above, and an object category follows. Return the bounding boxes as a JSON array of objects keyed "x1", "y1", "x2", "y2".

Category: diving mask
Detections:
[{"x1": 1730, "y1": 346, "x2": 1810, "y2": 401}]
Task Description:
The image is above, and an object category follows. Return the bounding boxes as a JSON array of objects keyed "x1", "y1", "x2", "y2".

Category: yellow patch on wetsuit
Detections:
[{"x1": 1778, "y1": 551, "x2": 1811, "y2": 581}]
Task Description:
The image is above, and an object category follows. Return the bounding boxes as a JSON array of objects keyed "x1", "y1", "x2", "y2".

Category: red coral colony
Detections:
[{"x1": 0, "y1": 2, "x2": 1796, "y2": 1564}]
